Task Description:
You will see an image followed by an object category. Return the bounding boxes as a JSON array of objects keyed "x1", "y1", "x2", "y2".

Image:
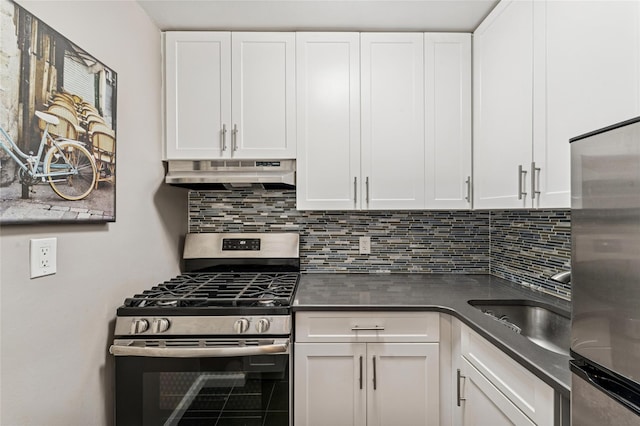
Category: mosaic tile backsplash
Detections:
[
  {"x1": 189, "y1": 190, "x2": 571, "y2": 299},
  {"x1": 489, "y1": 210, "x2": 571, "y2": 299}
]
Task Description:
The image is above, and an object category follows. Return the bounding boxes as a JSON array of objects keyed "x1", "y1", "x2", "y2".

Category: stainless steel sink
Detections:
[{"x1": 468, "y1": 299, "x2": 570, "y2": 356}]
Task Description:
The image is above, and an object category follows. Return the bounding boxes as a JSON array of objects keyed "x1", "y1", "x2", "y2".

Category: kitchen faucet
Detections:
[{"x1": 550, "y1": 270, "x2": 571, "y2": 284}]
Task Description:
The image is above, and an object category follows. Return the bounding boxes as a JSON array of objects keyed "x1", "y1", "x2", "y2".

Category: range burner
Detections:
[{"x1": 123, "y1": 272, "x2": 300, "y2": 309}]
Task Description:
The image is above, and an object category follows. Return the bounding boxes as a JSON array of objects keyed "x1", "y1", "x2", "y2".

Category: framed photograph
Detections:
[{"x1": 0, "y1": 1, "x2": 117, "y2": 225}]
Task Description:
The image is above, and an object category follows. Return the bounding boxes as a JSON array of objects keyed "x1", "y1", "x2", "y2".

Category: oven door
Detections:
[{"x1": 111, "y1": 338, "x2": 290, "y2": 426}]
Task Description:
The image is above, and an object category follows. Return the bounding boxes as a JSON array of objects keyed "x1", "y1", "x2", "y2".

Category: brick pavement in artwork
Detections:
[{"x1": 0, "y1": 180, "x2": 114, "y2": 222}]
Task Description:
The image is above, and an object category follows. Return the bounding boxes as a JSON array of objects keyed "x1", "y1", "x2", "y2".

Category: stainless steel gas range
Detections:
[{"x1": 110, "y1": 232, "x2": 299, "y2": 426}]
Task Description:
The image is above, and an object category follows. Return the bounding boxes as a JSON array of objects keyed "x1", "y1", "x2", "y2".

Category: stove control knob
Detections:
[
  {"x1": 234, "y1": 318, "x2": 250, "y2": 334},
  {"x1": 256, "y1": 318, "x2": 271, "y2": 334},
  {"x1": 153, "y1": 318, "x2": 170, "y2": 333},
  {"x1": 130, "y1": 319, "x2": 149, "y2": 334}
]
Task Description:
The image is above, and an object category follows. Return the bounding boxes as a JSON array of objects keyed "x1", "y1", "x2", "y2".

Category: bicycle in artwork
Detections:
[{"x1": 0, "y1": 110, "x2": 97, "y2": 201}]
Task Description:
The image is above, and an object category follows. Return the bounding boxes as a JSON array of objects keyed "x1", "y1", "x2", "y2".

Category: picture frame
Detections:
[{"x1": 0, "y1": 1, "x2": 117, "y2": 225}]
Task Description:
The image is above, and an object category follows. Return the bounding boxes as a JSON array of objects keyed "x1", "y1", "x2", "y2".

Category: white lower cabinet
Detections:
[
  {"x1": 367, "y1": 343, "x2": 439, "y2": 426},
  {"x1": 294, "y1": 343, "x2": 367, "y2": 426},
  {"x1": 453, "y1": 321, "x2": 554, "y2": 426},
  {"x1": 294, "y1": 312, "x2": 440, "y2": 426},
  {"x1": 294, "y1": 313, "x2": 556, "y2": 426},
  {"x1": 459, "y1": 358, "x2": 534, "y2": 426},
  {"x1": 295, "y1": 342, "x2": 439, "y2": 426}
]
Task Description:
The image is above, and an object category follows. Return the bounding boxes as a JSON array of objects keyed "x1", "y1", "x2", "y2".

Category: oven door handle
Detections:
[{"x1": 109, "y1": 341, "x2": 289, "y2": 358}]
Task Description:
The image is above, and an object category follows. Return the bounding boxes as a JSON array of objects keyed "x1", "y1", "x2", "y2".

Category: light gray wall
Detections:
[{"x1": 0, "y1": 1, "x2": 187, "y2": 424}]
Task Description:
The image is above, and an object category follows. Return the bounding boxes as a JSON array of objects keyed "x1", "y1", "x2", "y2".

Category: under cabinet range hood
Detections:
[{"x1": 165, "y1": 159, "x2": 296, "y2": 189}]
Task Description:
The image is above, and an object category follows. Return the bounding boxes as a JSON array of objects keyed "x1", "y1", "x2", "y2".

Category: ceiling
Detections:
[{"x1": 136, "y1": 0, "x2": 500, "y2": 32}]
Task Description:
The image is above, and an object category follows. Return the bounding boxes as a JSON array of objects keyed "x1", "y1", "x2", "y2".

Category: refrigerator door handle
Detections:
[{"x1": 570, "y1": 360, "x2": 640, "y2": 416}]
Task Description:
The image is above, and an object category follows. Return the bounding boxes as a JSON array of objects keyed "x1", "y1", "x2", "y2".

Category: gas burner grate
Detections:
[{"x1": 123, "y1": 272, "x2": 299, "y2": 308}]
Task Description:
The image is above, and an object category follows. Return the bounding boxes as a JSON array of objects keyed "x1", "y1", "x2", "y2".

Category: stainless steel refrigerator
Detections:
[{"x1": 570, "y1": 116, "x2": 640, "y2": 425}]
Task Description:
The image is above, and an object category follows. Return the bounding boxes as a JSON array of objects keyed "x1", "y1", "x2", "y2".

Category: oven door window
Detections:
[{"x1": 115, "y1": 355, "x2": 289, "y2": 426}]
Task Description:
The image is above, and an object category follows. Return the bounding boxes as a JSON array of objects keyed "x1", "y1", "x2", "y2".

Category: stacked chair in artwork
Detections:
[{"x1": 37, "y1": 90, "x2": 116, "y2": 188}]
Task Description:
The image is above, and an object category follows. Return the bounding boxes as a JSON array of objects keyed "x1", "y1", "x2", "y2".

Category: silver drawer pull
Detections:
[{"x1": 351, "y1": 326, "x2": 385, "y2": 331}]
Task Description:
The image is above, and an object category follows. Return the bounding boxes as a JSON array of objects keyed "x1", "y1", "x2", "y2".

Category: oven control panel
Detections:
[
  {"x1": 116, "y1": 315, "x2": 291, "y2": 336},
  {"x1": 222, "y1": 238, "x2": 261, "y2": 251}
]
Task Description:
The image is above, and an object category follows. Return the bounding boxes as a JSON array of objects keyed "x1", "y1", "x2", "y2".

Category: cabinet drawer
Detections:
[
  {"x1": 460, "y1": 324, "x2": 553, "y2": 425},
  {"x1": 295, "y1": 312, "x2": 440, "y2": 343}
]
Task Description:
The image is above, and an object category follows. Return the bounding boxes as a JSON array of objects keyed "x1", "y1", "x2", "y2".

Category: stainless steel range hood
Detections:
[{"x1": 165, "y1": 159, "x2": 296, "y2": 189}]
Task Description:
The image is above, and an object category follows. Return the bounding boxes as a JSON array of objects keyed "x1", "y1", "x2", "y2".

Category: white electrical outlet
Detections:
[
  {"x1": 30, "y1": 238, "x2": 57, "y2": 278},
  {"x1": 359, "y1": 236, "x2": 371, "y2": 255}
]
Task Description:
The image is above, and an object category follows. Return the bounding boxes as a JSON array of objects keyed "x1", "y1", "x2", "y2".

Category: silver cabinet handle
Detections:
[
  {"x1": 531, "y1": 161, "x2": 541, "y2": 200},
  {"x1": 232, "y1": 124, "x2": 238, "y2": 152},
  {"x1": 354, "y1": 177, "x2": 358, "y2": 206},
  {"x1": 465, "y1": 176, "x2": 471, "y2": 203},
  {"x1": 359, "y1": 356, "x2": 363, "y2": 390},
  {"x1": 457, "y1": 369, "x2": 466, "y2": 406},
  {"x1": 366, "y1": 177, "x2": 370, "y2": 205},
  {"x1": 351, "y1": 326, "x2": 385, "y2": 331},
  {"x1": 221, "y1": 124, "x2": 227, "y2": 151},
  {"x1": 518, "y1": 165, "x2": 528, "y2": 200},
  {"x1": 109, "y1": 341, "x2": 288, "y2": 358},
  {"x1": 372, "y1": 356, "x2": 377, "y2": 390}
]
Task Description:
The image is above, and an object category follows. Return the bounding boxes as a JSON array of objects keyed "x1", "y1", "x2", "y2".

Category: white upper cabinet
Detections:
[
  {"x1": 296, "y1": 33, "x2": 361, "y2": 210},
  {"x1": 474, "y1": 0, "x2": 640, "y2": 209},
  {"x1": 298, "y1": 32, "x2": 471, "y2": 211},
  {"x1": 231, "y1": 32, "x2": 296, "y2": 159},
  {"x1": 533, "y1": 0, "x2": 640, "y2": 208},
  {"x1": 361, "y1": 33, "x2": 426, "y2": 210},
  {"x1": 424, "y1": 33, "x2": 472, "y2": 209},
  {"x1": 164, "y1": 31, "x2": 296, "y2": 160},
  {"x1": 165, "y1": 32, "x2": 231, "y2": 159},
  {"x1": 473, "y1": 0, "x2": 534, "y2": 209}
]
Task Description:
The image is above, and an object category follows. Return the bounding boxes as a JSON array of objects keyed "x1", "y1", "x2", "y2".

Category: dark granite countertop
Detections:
[{"x1": 292, "y1": 273, "x2": 571, "y2": 396}]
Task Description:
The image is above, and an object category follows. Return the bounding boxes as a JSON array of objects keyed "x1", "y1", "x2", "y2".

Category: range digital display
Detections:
[{"x1": 221, "y1": 238, "x2": 261, "y2": 251}]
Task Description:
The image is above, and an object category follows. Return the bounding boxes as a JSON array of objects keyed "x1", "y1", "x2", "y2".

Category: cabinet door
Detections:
[
  {"x1": 532, "y1": 0, "x2": 640, "y2": 208},
  {"x1": 460, "y1": 323, "x2": 554, "y2": 425},
  {"x1": 296, "y1": 33, "x2": 361, "y2": 210},
  {"x1": 164, "y1": 32, "x2": 231, "y2": 159},
  {"x1": 294, "y1": 343, "x2": 366, "y2": 426},
  {"x1": 361, "y1": 33, "x2": 425, "y2": 210},
  {"x1": 473, "y1": 0, "x2": 533, "y2": 209},
  {"x1": 367, "y1": 343, "x2": 440, "y2": 426},
  {"x1": 459, "y1": 358, "x2": 535, "y2": 426},
  {"x1": 231, "y1": 32, "x2": 296, "y2": 159},
  {"x1": 424, "y1": 33, "x2": 472, "y2": 209}
]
